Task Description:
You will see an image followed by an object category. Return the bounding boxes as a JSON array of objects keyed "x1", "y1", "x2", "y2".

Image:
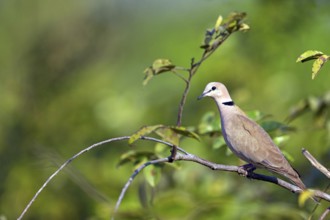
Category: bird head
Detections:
[{"x1": 198, "y1": 82, "x2": 230, "y2": 101}]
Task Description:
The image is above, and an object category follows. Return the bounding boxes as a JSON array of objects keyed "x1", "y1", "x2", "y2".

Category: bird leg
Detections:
[{"x1": 238, "y1": 163, "x2": 256, "y2": 177}]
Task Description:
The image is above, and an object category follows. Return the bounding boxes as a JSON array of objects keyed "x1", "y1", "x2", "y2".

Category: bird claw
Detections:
[{"x1": 238, "y1": 163, "x2": 256, "y2": 177}]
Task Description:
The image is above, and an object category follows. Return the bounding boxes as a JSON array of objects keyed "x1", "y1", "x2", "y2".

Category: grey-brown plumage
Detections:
[{"x1": 198, "y1": 82, "x2": 306, "y2": 189}]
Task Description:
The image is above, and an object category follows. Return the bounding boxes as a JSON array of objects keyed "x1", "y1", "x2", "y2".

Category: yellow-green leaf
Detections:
[
  {"x1": 143, "y1": 59, "x2": 176, "y2": 85},
  {"x1": 152, "y1": 59, "x2": 175, "y2": 74},
  {"x1": 312, "y1": 55, "x2": 329, "y2": 79},
  {"x1": 169, "y1": 126, "x2": 200, "y2": 141},
  {"x1": 117, "y1": 150, "x2": 155, "y2": 168},
  {"x1": 143, "y1": 67, "x2": 154, "y2": 86},
  {"x1": 214, "y1": 15, "x2": 223, "y2": 32},
  {"x1": 238, "y1": 23, "x2": 250, "y2": 32},
  {"x1": 298, "y1": 190, "x2": 315, "y2": 207},
  {"x1": 154, "y1": 126, "x2": 180, "y2": 145},
  {"x1": 296, "y1": 50, "x2": 323, "y2": 63},
  {"x1": 144, "y1": 164, "x2": 162, "y2": 187},
  {"x1": 129, "y1": 125, "x2": 163, "y2": 145}
]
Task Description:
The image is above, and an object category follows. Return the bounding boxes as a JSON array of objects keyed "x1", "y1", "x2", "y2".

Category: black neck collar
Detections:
[{"x1": 222, "y1": 101, "x2": 235, "y2": 106}]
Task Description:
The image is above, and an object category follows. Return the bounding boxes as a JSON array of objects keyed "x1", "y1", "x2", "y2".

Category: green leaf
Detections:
[
  {"x1": 214, "y1": 15, "x2": 223, "y2": 32},
  {"x1": 238, "y1": 23, "x2": 250, "y2": 32},
  {"x1": 143, "y1": 67, "x2": 154, "y2": 86},
  {"x1": 144, "y1": 164, "x2": 162, "y2": 187},
  {"x1": 169, "y1": 126, "x2": 200, "y2": 141},
  {"x1": 224, "y1": 12, "x2": 247, "y2": 33},
  {"x1": 143, "y1": 59, "x2": 175, "y2": 85},
  {"x1": 117, "y1": 150, "x2": 156, "y2": 168},
  {"x1": 296, "y1": 50, "x2": 324, "y2": 63},
  {"x1": 152, "y1": 59, "x2": 175, "y2": 74},
  {"x1": 129, "y1": 125, "x2": 163, "y2": 145},
  {"x1": 200, "y1": 12, "x2": 248, "y2": 50},
  {"x1": 312, "y1": 55, "x2": 329, "y2": 79},
  {"x1": 154, "y1": 126, "x2": 180, "y2": 146}
]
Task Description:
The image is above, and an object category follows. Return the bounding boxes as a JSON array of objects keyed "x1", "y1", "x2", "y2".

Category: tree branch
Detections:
[
  {"x1": 17, "y1": 136, "x2": 188, "y2": 220},
  {"x1": 112, "y1": 145, "x2": 330, "y2": 219},
  {"x1": 320, "y1": 207, "x2": 330, "y2": 220},
  {"x1": 302, "y1": 148, "x2": 330, "y2": 179}
]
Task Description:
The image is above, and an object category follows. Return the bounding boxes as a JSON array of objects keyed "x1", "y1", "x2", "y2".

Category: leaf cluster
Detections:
[{"x1": 297, "y1": 50, "x2": 330, "y2": 79}]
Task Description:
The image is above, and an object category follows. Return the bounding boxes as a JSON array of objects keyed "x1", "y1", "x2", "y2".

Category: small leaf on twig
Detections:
[
  {"x1": 169, "y1": 126, "x2": 200, "y2": 141},
  {"x1": 152, "y1": 59, "x2": 175, "y2": 74},
  {"x1": 214, "y1": 15, "x2": 223, "y2": 32},
  {"x1": 129, "y1": 125, "x2": 163, "y2": 145},
  {"x1": 238, "y1": 23, "x2": 250, "y2": 32},
  {"x1": 143, "y1": 59, "x2": 176, "y2": 85},
  {"x1": 312, "y1": 55, "x2": 329, "y2": 79},
  {"x1": 117, "y1": 150, "x2": 156, "y2": 168},
  {"x1": 200, "y1": 12, "x2": 248, "y2": 50},
  {"x1": 296, "y1": 50, "x2": 324, "y2": 63},
  {"x1": 144, "y1": 164, "x2": 162, "y2": 187}
]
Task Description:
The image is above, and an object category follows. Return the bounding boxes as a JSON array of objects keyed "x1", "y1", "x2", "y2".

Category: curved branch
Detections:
[
  {"x1": 17, "y1": 136, "x2": 186, "y2": 220},
  {"x1": 19, "y1": 135, "x2": 330, "y2": 220},
  {"x1": 17, "y1": 136, "x2": 131, "y2": 220},
  {"x1": 112, "y1": 150, "x2": 330, "y2": 219},
  {"x1": 112, "y1": 157, "x2": 170, "y2": 220}
]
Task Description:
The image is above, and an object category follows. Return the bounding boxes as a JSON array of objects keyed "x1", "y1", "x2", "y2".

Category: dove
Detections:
[{"x1": 198, "y1": 82, "x2": 306, "y2": 190}]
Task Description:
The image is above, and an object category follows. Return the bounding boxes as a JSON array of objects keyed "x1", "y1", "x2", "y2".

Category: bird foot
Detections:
[{"x1": 238, "y1": 163, "x2": 256, "y2": 177}]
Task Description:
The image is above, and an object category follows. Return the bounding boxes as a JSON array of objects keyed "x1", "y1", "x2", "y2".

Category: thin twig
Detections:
[
  {"x1": 176, "y1": 74, "x2": 192, "y2": 126},
  {"x1": 302, "y1": 148, "x2": 330, "y2": 178},
  {"x1": 17, "y1": 136, "x2": 132, "y2": 220},
  {"x1": 112, "y1": 157, "x2": 170, "y2": 220},
  {"x1": 175, "y1": 29, "x2": 235, "y2": 127},
  {"x1": 17, "y1": 136, "x2": 183, "y2": 220},
  {"x1": 320, "y1": 207, "x2": 330, "y2": 220}
]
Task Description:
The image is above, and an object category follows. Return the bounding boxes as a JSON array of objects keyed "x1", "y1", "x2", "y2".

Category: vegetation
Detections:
[{"x1": 1, "y1": 1, "x2": 330, "y2": 219}]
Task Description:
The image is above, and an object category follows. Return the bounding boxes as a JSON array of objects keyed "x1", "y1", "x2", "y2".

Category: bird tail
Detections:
[{"x1": 290, "y1": 176, "x2": 306, "y2": 190}]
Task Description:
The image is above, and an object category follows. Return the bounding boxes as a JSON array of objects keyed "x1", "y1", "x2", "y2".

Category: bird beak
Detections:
[
  {"x1": 197, "y1": 92, "x2": 208, "y2": 100},
  {"x1": 197, "y1": 90, "x2": 209, "y2": 100},
  {"x1": 197, "y1": 93, "x2": 205, "y2": 100}
]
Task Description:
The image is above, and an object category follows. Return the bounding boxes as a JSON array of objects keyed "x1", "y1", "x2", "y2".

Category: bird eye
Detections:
[{"x1": 211, "y1": 86, "x2": 216, "y2": 91}]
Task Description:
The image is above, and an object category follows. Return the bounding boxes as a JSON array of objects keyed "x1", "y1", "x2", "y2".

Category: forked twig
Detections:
[{"x1": 111, "y1": 149, "x2": 330, "y2": 219}]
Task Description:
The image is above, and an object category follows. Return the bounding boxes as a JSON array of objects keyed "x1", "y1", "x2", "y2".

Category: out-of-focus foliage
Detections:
[
  {"x1": 1, "y1": 0, "x2": 330, "y2": 219},
  {"x1": 297, "y1": 50, "x2": 330, "y2": 79}
]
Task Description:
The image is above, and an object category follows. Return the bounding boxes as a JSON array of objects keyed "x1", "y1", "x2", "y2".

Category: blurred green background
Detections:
[{"x1": 1, "y1": 0, "x2": 330, "y2": 219}]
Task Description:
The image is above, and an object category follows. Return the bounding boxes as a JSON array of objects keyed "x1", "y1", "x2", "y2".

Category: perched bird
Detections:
[{"x1": 198, "y1": 82, "x2": 306, "y2": 190}]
